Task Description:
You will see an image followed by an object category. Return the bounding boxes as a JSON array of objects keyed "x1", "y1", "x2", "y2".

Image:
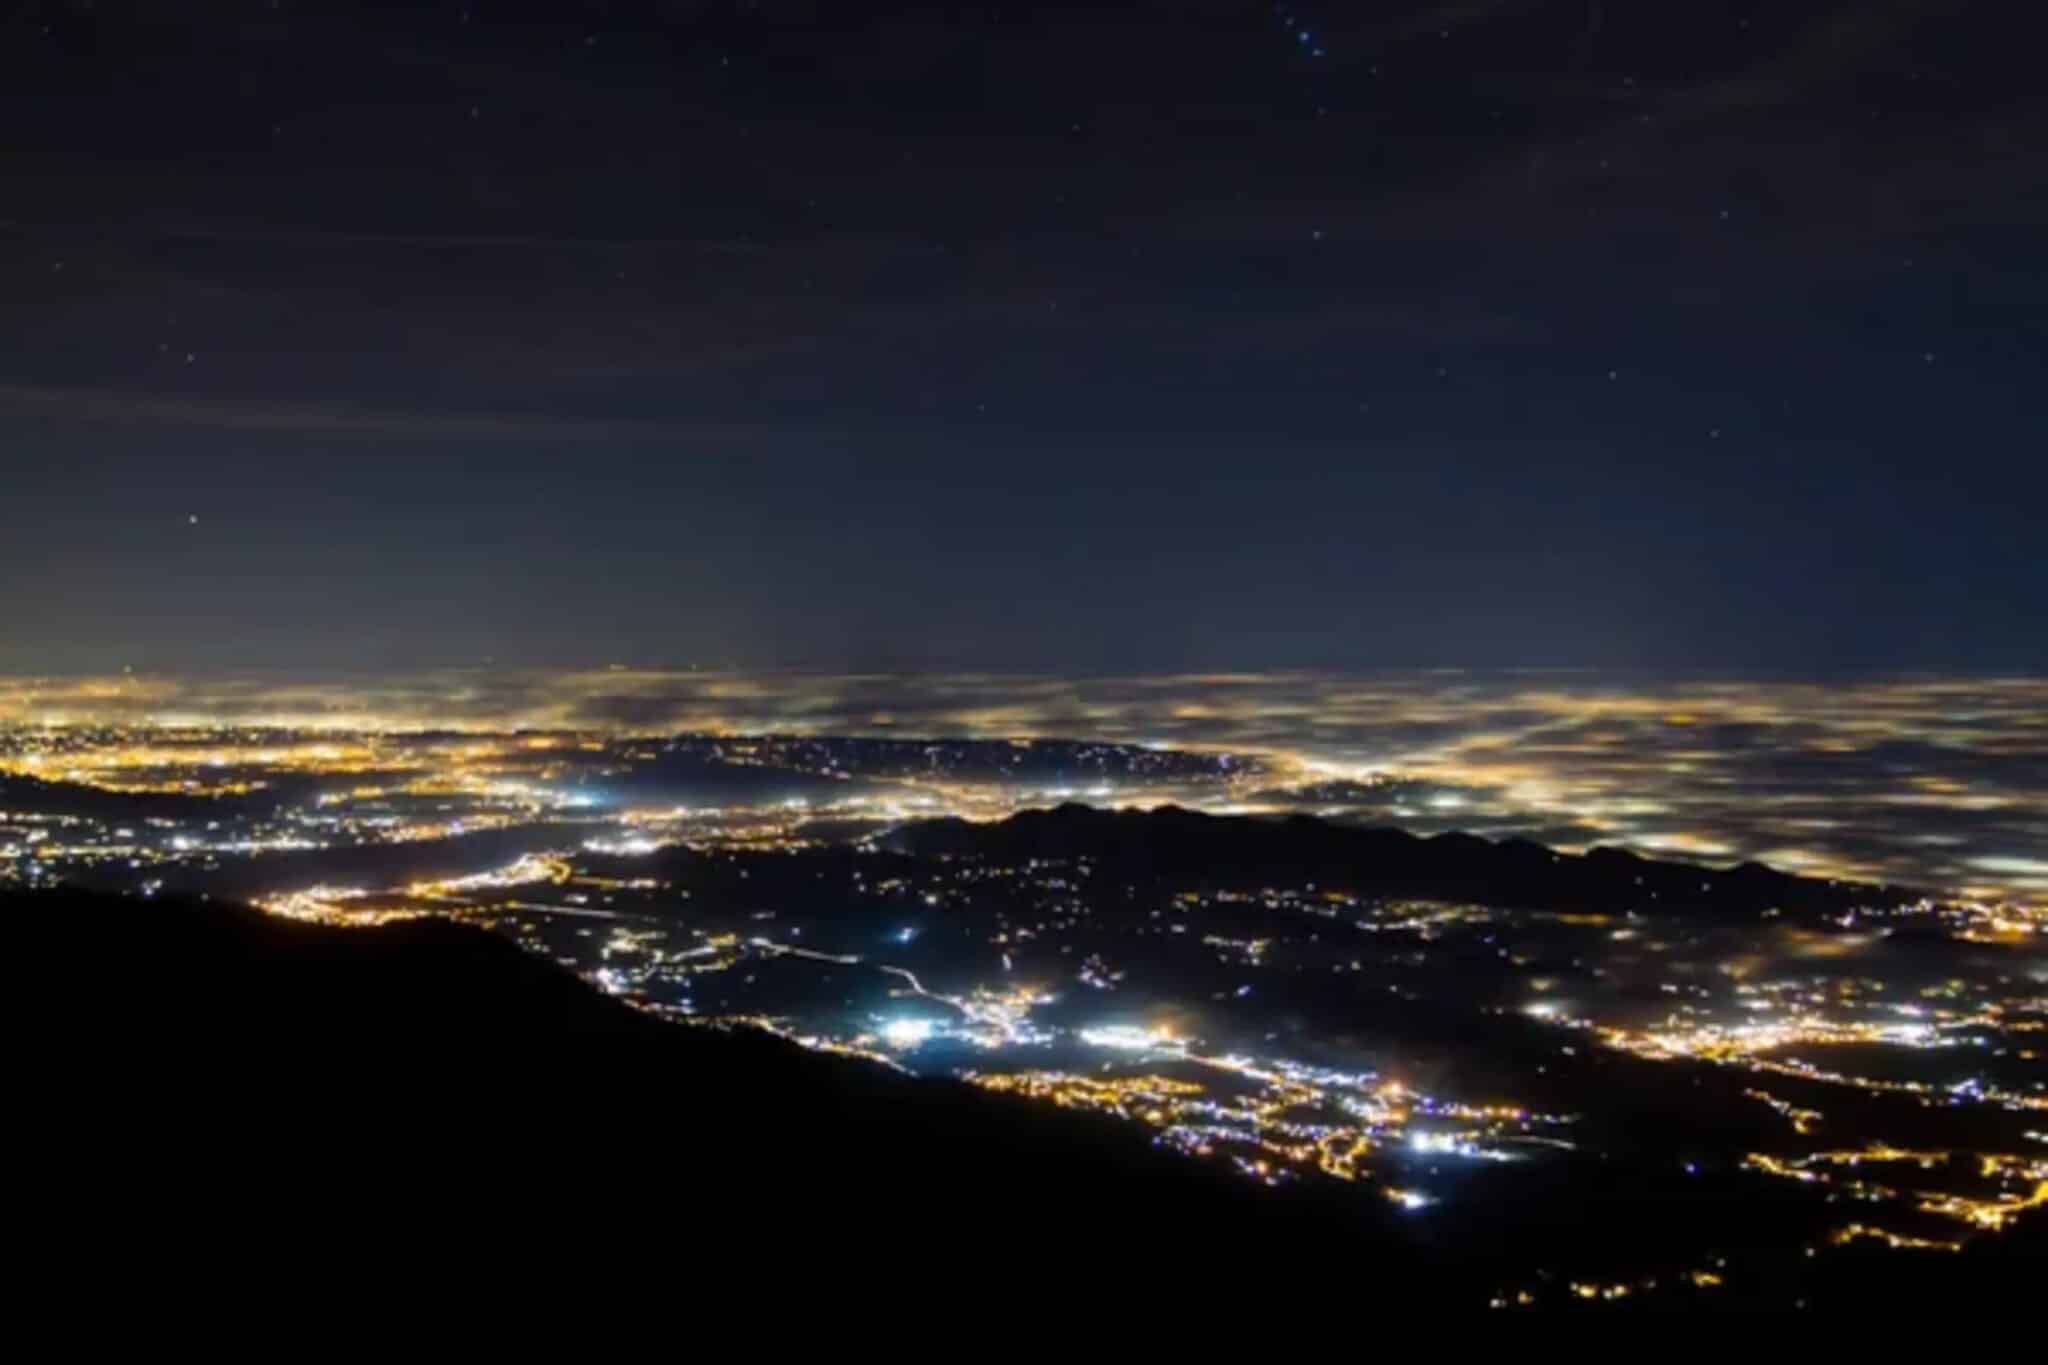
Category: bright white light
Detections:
[
  {"x1": 1523, "y1": 1001, "x2": 1560, "y2": 1020},
  {"x1": 1080, "y1": 1025, "x2": 1174, "y2": 1051},
  {"x1": 1387, "y1": 1189, "x2": 1435, "y2": 1211},
  {"x1": 881, "y1": 1019, "x2": 934, "y2": 1048}
]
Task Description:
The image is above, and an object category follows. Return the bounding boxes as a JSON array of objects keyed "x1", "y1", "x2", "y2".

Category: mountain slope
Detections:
[
  {"x1": 13, "y1": 882, "x2": 2032, "y2": 1318},
  {"x1": 10, "y1": 887, "x2": 1380, "y2": 1302}
]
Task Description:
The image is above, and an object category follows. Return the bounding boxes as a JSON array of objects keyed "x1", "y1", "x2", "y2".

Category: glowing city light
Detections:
[{"x1": 881, "y1": 1018, "x2": 935, "y2": 1048}]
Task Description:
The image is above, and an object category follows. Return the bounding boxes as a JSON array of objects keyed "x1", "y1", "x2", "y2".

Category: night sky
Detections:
[{"x1": 5, "y1": 1, "x2": 2043, "y2": 675}]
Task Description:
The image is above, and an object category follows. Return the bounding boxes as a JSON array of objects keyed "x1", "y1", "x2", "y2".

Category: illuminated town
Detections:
[{"x1": 3, "y1": 675, "x2": 2043, "y2": 1309}]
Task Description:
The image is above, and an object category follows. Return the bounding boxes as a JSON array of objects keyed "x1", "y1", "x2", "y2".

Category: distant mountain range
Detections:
[{"x1": 888, "y1": 803, "x2": 1930, "y2": 917}]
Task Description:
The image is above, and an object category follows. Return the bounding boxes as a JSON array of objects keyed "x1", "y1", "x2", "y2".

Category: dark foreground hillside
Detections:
[
  {"x1": 12, "y1": 888, "x2": 2038, "y2": 1321},
  {"x1": 11, "y1": 888, "x2": 1386, "y2": 1309}
]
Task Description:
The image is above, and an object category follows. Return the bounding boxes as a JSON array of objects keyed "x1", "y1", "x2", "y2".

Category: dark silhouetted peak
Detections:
[{"x1": 10, "y1": 885, "x2": 1374, "y2": 1303}]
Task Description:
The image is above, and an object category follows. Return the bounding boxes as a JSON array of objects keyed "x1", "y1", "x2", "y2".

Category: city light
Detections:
[{"x1": 880, "y1": 1018, "x2": 934, "y2": 1048}]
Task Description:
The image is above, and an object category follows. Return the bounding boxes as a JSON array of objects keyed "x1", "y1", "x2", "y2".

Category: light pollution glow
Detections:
[{"x1": 2, "y1": 668, "x2": 2043, "y2": 907}]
